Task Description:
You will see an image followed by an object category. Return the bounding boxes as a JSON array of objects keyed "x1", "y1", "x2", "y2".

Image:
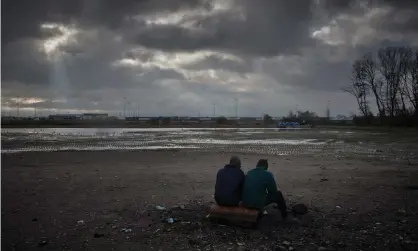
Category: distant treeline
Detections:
[
  {"x1": 2, "y1": 115, "x2": 353, "y2": 128},
  {"x1": 1, "y1": 118, "x2": 255, "y2": 128},
  {"x1": 343, "y1": 46, "x2": 418, "y2": 127}
]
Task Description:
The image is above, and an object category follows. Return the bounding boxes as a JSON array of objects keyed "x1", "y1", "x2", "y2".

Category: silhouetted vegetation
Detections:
[
  {"x1": 216, "y1": 116, "x2": 228, "y2": 125},
  {"x1": 281, "y1": 110, "x2": 318, "y2": 125},
  {"x1": 263, "y1": 114, "x2": 274, "y2": 125},
  {"x1": 343, "y1": 46, "x2": 418, "y2": 127}
]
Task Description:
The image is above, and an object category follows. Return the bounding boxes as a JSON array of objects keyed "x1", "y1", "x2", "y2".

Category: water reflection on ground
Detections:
[{"x1": 1, "y1": 128, "x2": 417, "y2": 161}]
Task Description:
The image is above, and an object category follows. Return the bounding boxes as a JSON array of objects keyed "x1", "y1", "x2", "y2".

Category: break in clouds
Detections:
[{"x1": 2, "y1": 0, "x2": 418, "y2": 117}]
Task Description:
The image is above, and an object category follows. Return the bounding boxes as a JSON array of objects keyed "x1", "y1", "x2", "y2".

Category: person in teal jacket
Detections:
[{"x1": 242, "y1": 159, "x2": 288, "y2": 219}]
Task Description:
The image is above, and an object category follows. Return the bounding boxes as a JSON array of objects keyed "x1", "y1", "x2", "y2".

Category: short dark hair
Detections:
[
  {"x1": 229, "y1": 156, "x2": 241, "y2": 168},
  {"x1": 257, "y1": 159, "x2": 268, "y2": 169}
]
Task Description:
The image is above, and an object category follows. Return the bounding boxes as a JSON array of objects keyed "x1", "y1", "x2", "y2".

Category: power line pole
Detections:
[
  {"x1": 123, "y1": 97, "x2": 127, "y2": 118},
  {"x1": 127, "y1": 101, "x2": 131, "y2": 117},
  {"x1": 16, "y1": 97, "x2": 20, "y2": 117},
  {"x1": 326, "y1": 101, "x2": 330, "y2": 119},
  {"x1": 234, "y1": 98, "x2": 238, "y2": 119},
  {"x1": 213, "y1": 103, "x2": 216, "y2": 117}
]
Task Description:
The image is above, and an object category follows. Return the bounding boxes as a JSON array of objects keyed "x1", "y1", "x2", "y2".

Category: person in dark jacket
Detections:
[
  {"x1": 214, "y1": 156, "x2": 245, "y2": 206},
  {"x1": 242, "y1": 159, "x2": 288, "y2": 219}
]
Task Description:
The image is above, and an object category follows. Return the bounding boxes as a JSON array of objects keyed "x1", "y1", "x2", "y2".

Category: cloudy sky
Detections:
[{"x1": 2, "y1": 0, "x2": 418, "y2": 117}]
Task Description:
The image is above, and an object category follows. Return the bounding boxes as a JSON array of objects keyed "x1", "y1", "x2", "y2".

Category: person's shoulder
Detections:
[
  {"x1": 217, "y1": 167, "x2": 226, "y2": 174},
  {"x1": 264, "y1": 170, "x2": 274, "y2": 179},
  {"x1": 246, "y1": 168, "x2": 257, "y2": 175}
]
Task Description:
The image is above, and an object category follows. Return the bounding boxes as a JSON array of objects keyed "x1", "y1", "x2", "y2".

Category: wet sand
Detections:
[{"x1": 2, "y1": 150, "x2": 418, "y2": 250}]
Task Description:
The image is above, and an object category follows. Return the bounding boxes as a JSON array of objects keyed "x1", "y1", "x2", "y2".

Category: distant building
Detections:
[
  {"x1": 125, "y1": 117, "x2": 151, "y2": 121},
  {"x1": 48, "y1": 114, "x2": 83, "y2": 120},
  {"x1": 82, "y1": 113, "x2": 108, "y2": 120}
]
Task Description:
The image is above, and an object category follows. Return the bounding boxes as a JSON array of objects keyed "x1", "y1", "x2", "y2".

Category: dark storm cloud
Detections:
[
  {"x1": 2, "y1": 0, "x2": 418, "y2": 116},
  {"x1": 134, "y1": 0, "x2": 315, "y2": 56},
  {"x1": 1, "y1": 0, "x2": 205, "y2": 90},
  {"x1": 1, "y1": 0, "x2": 81, "y2": 45},
  {"x1": 1, "y1": 40, "x2": 50, "y2": 85},
  {"x1": 321, "y1": 0, "x2": 418, "y2": 33},
  {"x1": 181, "y1": 55, "x2": 251, "y2": 73},
  {"x1": 1, "y1": 0, "x2": 210, "y2": 45}
]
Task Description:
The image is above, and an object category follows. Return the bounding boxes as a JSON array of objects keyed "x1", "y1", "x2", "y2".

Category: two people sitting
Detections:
[{"x1": 214, "y1": 156, "x2": 288, "y2": 220}]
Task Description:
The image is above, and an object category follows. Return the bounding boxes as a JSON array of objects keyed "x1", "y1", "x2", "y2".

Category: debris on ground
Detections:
[
  {"x1": 38, "y1": 238, "x2": 48, "y2": 247},
  {"x1": 155, "y1": 205, "x2": 166, "y2": 210},
  {"x1": 120, "y1": 228, "x2": 132, "y2": 233},
  {"x1": 291, "y1": 204, "x2": 308, "y2": 216},
  {"x1": 166, "y1": 218, "x2": 177, "y2": 223},
  {"x1": 93, "y1": 233, "x2": 105, "y2": 238}
]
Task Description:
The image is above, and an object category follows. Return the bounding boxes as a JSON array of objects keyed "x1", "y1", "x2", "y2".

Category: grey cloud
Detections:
[
  {"x1": 181, "y1": 55, "x2": 252, "y2": 73},
  {"x1": 134, "y1": 0, "x2": 315, "y2": 56},
  {"x1": 1, "y1": 40, "x2": 51, "y2": 85},
  {"x1": 2, "y1": 0, "x2": 418, "y2": 116},
  {"x1": 1, "y1": 0, "x2": 210, "y2": 46},
  {"x1": 1, "y1": 0, "x2": 83, "y2": 45}
]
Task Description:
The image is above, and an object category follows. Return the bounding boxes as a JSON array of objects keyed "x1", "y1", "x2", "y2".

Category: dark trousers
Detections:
[
  {"x1": 265, "y1": 191, "x2": 288, "y2": 219},
  {"x1": 215, "y1": 196, "x2": 240, "y2": 207}
]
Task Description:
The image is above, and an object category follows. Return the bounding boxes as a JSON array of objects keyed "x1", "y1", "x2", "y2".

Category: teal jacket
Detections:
[{"x1": 242, "y1": 166, "x2": 279, "y2": 210}]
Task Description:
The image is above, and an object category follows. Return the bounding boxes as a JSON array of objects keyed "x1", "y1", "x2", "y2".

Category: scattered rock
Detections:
[
  {"x1": 320, "y1": 178, "x2": 328, "y2": 182},
  {"x1": 336, "y1": 242, "x2": 346, "y2": 248},
  {"x1": 120, "y1": 228, "x2": 132, "y2": 233},
  {"x1": 76, "y1": 220, "x2": 85, "y2": 226},
  {"x1": 188, "y1": 239, "x2": 200, "y2": 245},
  {"x1": 155, "y1": 205, "x2": 166, "y2": 210},
  {"x1": 38, "y1": 238, "x2": 48, "y2": 247},
  {"x1": 166, "y1": 218, "x2": 176, "y2": 223},
  {"x1": 93, "y1": 233, "x2": 105, "y2": 238},
  {"x1": 292, "y1": 204, "x2": 308, "y2": 216},
  {"x1": 275, "y1": 245, "x2": 286, "y2": 251},
  {"x1": 282, "y1": 241, "x2": 291, "y2": 246}
]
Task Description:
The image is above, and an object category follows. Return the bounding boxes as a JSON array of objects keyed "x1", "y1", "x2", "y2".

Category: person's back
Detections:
[
  {"x1": 214, "y1": 156, "x2": 245, "y2": 206},
  {"x1": 242, "y1": 159, "x2": 288, "y2": 219}
]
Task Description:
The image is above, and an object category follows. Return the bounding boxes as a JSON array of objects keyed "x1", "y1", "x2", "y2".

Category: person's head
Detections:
[
  {"x1": 229, "y1": 156, "x2": 241, "y2": 168},
  {"x1": 256, "y1": 159, "x2": 268, "y2": 170}
]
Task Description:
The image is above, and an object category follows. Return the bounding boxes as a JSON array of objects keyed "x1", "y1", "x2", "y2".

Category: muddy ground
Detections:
[{"x1": 2, "y1": 149, "x2": 418, "y2": 251}]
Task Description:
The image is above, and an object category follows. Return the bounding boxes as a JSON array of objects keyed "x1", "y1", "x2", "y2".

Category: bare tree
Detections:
[
  {"x1": 398, "y1": 47, "x2": 413, "y2": 116},
  {"x1": 346, "y1": 46, "x2": 418, "y2": 126},
  {"x1": 361, "y1": 53, "x2": 385, "y2": 117},
  {"x1": 378, "y1": 47, "x2": 412, "y2": 118},
  {"x1": 403, "y1": 51, "x2": 418, "y2": 115},
  {"x1": 343, "y1": 59, "x2": 371, "y2": 117}
]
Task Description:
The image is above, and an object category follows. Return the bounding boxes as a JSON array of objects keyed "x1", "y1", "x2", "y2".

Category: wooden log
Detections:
[{"x1": 208, "y1": 204, "x2": 260, "y2": 227}]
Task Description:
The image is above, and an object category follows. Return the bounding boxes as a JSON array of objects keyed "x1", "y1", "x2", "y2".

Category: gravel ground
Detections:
[{"x1": 2, "y1": 128, "x2": 418, "y2": 250}]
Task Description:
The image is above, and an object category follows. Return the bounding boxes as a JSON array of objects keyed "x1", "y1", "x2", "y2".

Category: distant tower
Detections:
[
  {"x1": 234, "y1": 98, "x2": 238, "y2": 119},
  {"x1": 123, "y1": 97, "x2": 127, "y2": 118},
  {"x1": 213, "y1": 103, "x2": 216, "y2": 117},
  {"x1": 326, "y1": 101, "x2": 330, "y2": 119}
]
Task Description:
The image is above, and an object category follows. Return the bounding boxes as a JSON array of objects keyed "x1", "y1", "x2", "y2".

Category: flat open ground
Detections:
[{"x1": 2, "y1": 128, "x2": 418, "y2": 250}]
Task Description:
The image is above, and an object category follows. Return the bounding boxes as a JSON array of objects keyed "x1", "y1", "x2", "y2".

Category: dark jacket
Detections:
[
  {"x1": 242, "y1": 166, "x2": 279, "y2": 210},
  {"x1": 214, "y1": 164, "x2": 245, "y2": 206}
]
